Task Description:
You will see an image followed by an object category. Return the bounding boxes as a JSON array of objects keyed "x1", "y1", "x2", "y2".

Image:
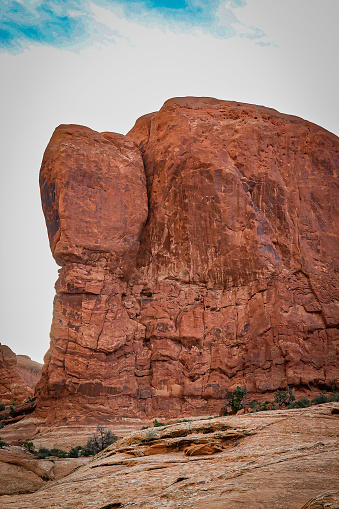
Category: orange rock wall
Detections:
[
  {"x1": 35, "y1": 98, "x2": 339, "y2": 421},
  {"x1": 0, "y1": 345, "x2": 34, "y2": 405}
]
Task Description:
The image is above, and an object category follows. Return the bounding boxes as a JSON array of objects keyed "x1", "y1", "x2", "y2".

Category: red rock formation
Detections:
[
  {"x1": 16, "y1": 356, "x2": 42, "y2": 391},
  {"x1": 0, "y1": 345, "x2": 34, "y2": 405},
  {"x1": 35, "y1": 99, "x2": 339, "y2": 422}
]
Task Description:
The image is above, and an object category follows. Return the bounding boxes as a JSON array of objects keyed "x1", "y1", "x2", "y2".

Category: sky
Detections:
[{"x1": 0, "y1": 0, "x2": 338, "y2": 363}]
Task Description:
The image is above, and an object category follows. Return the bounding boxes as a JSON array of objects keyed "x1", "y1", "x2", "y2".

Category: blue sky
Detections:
[
  {"x1": 1, "y1": 0, "x2": 338, "y2": 362},
  {"x1": 1, "y1": 0, "x2": 271, "y2": 52}
]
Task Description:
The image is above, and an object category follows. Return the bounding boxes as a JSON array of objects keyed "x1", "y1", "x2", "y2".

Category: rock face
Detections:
[
  {"x1": 35, "y1": 98, "x2": 339, "y2": 421},
  {"x1": 16, "y1": 356, "x2": 42, "y2": 391},
  {"x1": 0, "y1": 345, "x2": 35, "y2": 405}
]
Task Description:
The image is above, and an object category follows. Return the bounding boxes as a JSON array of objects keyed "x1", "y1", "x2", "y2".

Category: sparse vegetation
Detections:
[
  {"x1": 274, "y1": 387, "x2": 295, "y2": 407},
  {"x1": 68, "y1": 446, "x2": 83, "y2": 458},
  {"x1": 153, "y1": 419, "x2": 168, "y2": 427},
  {"x1": 50, "y1": 448, "x2": 67, "y2": 458},
  {"x1": 9, "y1": 404, "x2": 16, "y2": 418},
  {"x1": 23, "y1": 440, "x2": 35, "y2": 452},
  {"x1": 311, "y1": 393, "x2": 327, "y2": 405},
  {"x1": 0, "y1": 402, "x2": 5, "y2": 411},
  {"x1": 288, "y1": 398, "x2": 311, "y2": 409},
  {"x1": 22, "y1": 428, "x2": 118, "y2": 459},
  {"x1": 85, "y1": 426, "x2": 118, "y2": 455},
  {"x1": 36, "y1": 447, "x2": 51, "y2": 459},
  {"x1": 219, "y1": 386, "x2": 338, "y2": 415},
  {"x1": 223, "y1": 386, "x2": 248, "y2": 415},
  {"x1": 0, "y1": 437, "x2": 8, "y2": 448}
]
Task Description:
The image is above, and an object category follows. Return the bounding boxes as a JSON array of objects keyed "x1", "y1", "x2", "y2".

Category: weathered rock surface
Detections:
[
  {"x1": 1, "y1": 404, "x2": 338, "y2": 508},
  {"x1": 16, "y1": 356, "x2": 42, "y2": 391},
  {"x1": 0, "y1": 446, "x2": 88, "y2": 495},
  {"x1": 301, "y1": 492, "x2": 339, "y2": 509},
  {"x1": 0, "y1": 345, "x2": 34, "y2": 405},
  {"x1": 36, "y1": 98, "x2": 339, "y2": 421}
]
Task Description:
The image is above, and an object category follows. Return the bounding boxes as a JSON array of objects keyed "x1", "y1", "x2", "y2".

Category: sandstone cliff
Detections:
[
  {"x1": 35, "y1": 97, "x2": 339, "y2": 421},
  {"x1": 0, "y1": 345, "x2": 36, "y2": 405},
  {"x1": 16, "y1": 356, "x2": 42, "y2": 391}
]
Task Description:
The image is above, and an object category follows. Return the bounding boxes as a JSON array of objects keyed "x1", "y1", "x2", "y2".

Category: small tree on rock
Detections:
[
  {"x1": 223, "y1": 386, "x2": 248, "y2": 415},
  {"x1": 85, "y1": 426, "x2": 118, "y2": 455}
]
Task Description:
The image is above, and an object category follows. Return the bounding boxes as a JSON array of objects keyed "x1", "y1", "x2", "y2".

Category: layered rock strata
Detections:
[
  {"x1": 36, "y1": 98, "x2": 339, "y2": 421},
  {"x1": 1, "y1": 405, "x2": 339, "y2": 508}
]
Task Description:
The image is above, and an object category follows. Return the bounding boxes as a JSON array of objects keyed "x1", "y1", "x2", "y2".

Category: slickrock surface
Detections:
[
  {"x1": 1, "y1": 404, "x2": 338, "y2": 508},
  {"x1": 36, "y1": 98, "x2": 339, "y2": 421},
  {"x1": 301, "y1": 491, "x2": 339, "y2": 508},
  {"x1": 0, "y1": 344, "x2": 34, "y2": 404},
  {"x1": 0, "y1": 446, "x2": 88, "y2": 495}
]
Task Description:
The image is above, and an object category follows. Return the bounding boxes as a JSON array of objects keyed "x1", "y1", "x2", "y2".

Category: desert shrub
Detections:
[
  {"x1": 80, "y1": 446, "x2": 91, "y2": 457},
  {"x1": 327, "y1": 392, "x2": 339, "y2": 402},
  {"x1": 0, "y1": 402, "x2": 5, "y2": 411},
  {"x1": 288, "y1": 398, "x2": 311, "y2": 409},
  {"x1": 311, "y1": 393, "x2": 327, "y2": 405},
  {"x1": 274, "y1": 387, "x2": 295, "y2": 407},
  {"x1": 153, "y1": 419, "x2": 168, "y2": 427},
  {"x1": 68, "y1": 446, "x2": 83, "y2": 458},
  {"x1": 85, "y1": 426, "x2": 118, "y2": 455},
  {"x1": 50, "y1": 448, "x2": 67, "y2": 458},
  {"x1": 9, "y1": 405, "x2": 16, "y2": 418},
  {"x1": 23, "y1": 441, "x2": 35, "y2": 452},
  {"x1": 36, "y1": 447, "x2": 51, "y2": 459},
  {"x1": 224, "y1": 386, "x2": 248, "y2": 414}
]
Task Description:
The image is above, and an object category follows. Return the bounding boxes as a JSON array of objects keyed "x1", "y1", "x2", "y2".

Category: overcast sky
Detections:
[{"x1": 1, "y1": 0, "x2": 338, "y2": 363}]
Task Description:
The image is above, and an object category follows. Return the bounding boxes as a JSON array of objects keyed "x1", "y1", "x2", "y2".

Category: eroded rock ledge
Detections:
[{"x1": 35, "y1": 97, "x2": 339, "y2": 421}]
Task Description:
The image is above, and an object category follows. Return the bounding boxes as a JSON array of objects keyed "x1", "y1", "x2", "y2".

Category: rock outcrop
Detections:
[
  {"x1": 0, "y1": 447, "x2": 88, "y2": 496},
  {"x1": 1, "y1": 404, "x2": 338, "y2": 508},
  {"x1": 0, "y1": 345, "x2": 35, "y2": 405},
  {"x1": 35, "y1": 97, "x2": 339, "y2": 422},
  {"x1": 16, "y1": 356, "x2": 42, "y2": 392}
]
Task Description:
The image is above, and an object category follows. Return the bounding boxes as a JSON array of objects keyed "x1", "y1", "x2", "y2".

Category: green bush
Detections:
[
  {"x1": 311, "y1": 393, "x2": 327, "y2": 405},
  {"x1": 68, "y1": 446, "x2": 83, "y2": 458},
  {"x1": 327, "y1": 392, "x2": 339, "y2": 402},
  {"x1": 36, "y1": 447, "x2": 50, "y2": 459},
  {"x1": 50, "y1": 448, "x2": 67, "y2": 458},
  {"x1": 288, "y1": 398, "x2": 311, "y2": 409},
  {"x1": 153, "y1": 419, "x2": 168, "y2": 427},
  {"x1": 85, "y1": 426, "x2": 118, "y2": 455},
  {"x1": 224, "y1": 386, "x2": 248, "y2": 414},
  {"x1": 23, "y1": 441, "x2": 35, "y2": 452},
  {"x1": 80, "y1": 446, "x2": 91, "y2": 457},
  {"x1": 9, "y1": 405, "x2": 16, "y2": 418},
  {"x1": 0, "y1": 402, "x2": 5, "y2": 411},
  {"x1": 274, "y1": 387, "x2": 295, "y2": 407}
]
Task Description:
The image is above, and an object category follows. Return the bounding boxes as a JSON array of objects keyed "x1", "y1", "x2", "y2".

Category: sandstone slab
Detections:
[{"x1": 1, "y1": 404, "x2": 338, "y2": 508}]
